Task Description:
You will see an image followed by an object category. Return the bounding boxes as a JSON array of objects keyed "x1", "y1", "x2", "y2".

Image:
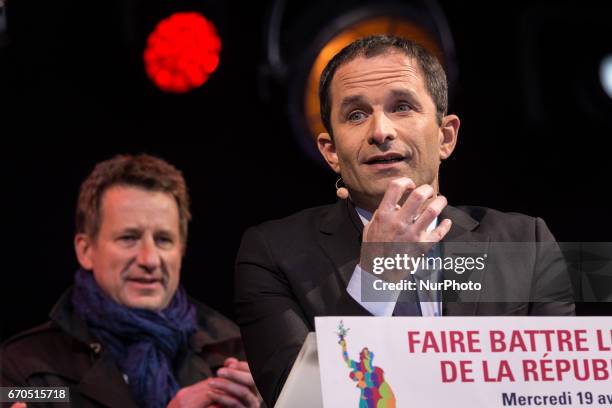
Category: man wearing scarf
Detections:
[{"x1": 1, "y1": 154, "x2": 261, "y2": 408}]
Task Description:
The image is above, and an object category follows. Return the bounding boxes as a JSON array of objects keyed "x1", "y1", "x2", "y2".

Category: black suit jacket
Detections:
[{"x1": 234, "y1": 200, "x2": 575, "y2": 406}]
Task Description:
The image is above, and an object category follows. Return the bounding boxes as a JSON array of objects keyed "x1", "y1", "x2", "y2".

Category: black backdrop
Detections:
[{"x1": 2, "y1": 0, "x2": 611, "y2": 341}]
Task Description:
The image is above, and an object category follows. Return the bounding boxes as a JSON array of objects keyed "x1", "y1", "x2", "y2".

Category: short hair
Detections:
[
  {"x1": 75, "y1": 154, "x2": 191, "y2": 244},
  {"x1": 319, "y1": 34, "x2": 448, "y2": 134}
]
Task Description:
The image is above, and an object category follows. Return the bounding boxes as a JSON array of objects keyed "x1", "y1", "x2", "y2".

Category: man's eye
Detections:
[
  {"x1": 156, "y1": 236, "x2": 174, "y2": 247},
  {"x1": 119, "y1": 235, "x2": 137, "y2": 243},
  {"x1": 395, "y1": 103, "x2": 411, "y2": 113},
  {"x1": 348, "y1": 111, "x2": 366, "y2": 121}
]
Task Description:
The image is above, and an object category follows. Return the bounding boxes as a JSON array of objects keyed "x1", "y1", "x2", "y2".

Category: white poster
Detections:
[{"x1": 315, "y1": 316, "x2": 612, "y2": 407}]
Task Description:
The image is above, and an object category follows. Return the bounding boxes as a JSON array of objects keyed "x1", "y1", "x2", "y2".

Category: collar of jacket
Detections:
[
  {"x1": 316, "y1": 199, "x2": 490, "y2": 316},
  {"x1": 316, "y1": 199, "x2": 485, "y2": 274},
  {"x1": 318, "y1": 199, "x2": 481, "y2": 238}
]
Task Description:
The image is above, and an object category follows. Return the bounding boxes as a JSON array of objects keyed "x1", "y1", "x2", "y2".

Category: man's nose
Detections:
[
  {"x1": 136, "y1": 237, "x2": 161, "y2": 272},
  {"x1": 368, "y1": 111, "x2": 396, "y2": 145}
]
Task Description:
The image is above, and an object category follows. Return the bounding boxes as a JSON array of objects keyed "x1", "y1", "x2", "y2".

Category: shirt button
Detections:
[{"x1": 89, "y1": 343, "x2": 102, "y2": 354}]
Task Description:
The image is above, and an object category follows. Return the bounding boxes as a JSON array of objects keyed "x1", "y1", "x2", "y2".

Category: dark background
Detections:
[{"x1": 1, "y1": 0, "x2": 611, "y2": 341}]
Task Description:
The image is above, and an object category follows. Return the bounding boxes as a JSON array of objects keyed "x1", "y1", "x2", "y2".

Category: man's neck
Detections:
[{"x1": 350, "y1": 194, "x2": 381, "y2": 214}]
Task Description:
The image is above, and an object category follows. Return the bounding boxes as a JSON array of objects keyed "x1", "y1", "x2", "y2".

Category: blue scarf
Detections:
[{"x1": 72, "y1": 269, "x2": 197, "y2": 408}]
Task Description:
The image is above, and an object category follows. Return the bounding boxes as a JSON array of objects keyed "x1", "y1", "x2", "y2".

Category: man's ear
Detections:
[
  {"x1": 74, "y1": 233, "x2": 94, "y2": 270},
  {"x1": 317, "y1": 132, "x2": 341, "y2": 174},
  {"x1": 439, "y1": 114, "x2": 460, "y2": 160}
]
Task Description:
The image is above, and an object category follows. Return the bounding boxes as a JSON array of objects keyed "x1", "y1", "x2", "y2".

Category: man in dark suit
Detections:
[{"x1": 234, "y1": 35, "x2": 575, "y2": 406}]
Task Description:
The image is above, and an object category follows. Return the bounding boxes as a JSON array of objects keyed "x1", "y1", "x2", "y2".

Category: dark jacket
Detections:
[
  {"x1": 1, "y1": 289, "x2": 244, "y2": 408},
  {"x1": 234, "y1": 200, "x2": 575, "y2": 406}
]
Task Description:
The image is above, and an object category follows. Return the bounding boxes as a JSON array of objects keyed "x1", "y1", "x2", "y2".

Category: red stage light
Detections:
[{"x1": 144, "y1": 12, "x2": 221, "y2": 93}]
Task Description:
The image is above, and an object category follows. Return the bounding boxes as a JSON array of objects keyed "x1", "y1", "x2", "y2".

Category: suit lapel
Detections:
[
  {"x1": 440, "y1": 206, "x2": 490, "y2": 316},
  {"x1": 317, "y1": 199, "x2": 363, "y2": 286},
  {"x1": 317, "y1": 199, "x2": 372, "y2": 315}
]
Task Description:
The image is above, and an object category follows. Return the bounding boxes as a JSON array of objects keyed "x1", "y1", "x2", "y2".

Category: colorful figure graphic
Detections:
[{"x1": 336, "y1": 321, "x2": 396, "y2": 408}]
